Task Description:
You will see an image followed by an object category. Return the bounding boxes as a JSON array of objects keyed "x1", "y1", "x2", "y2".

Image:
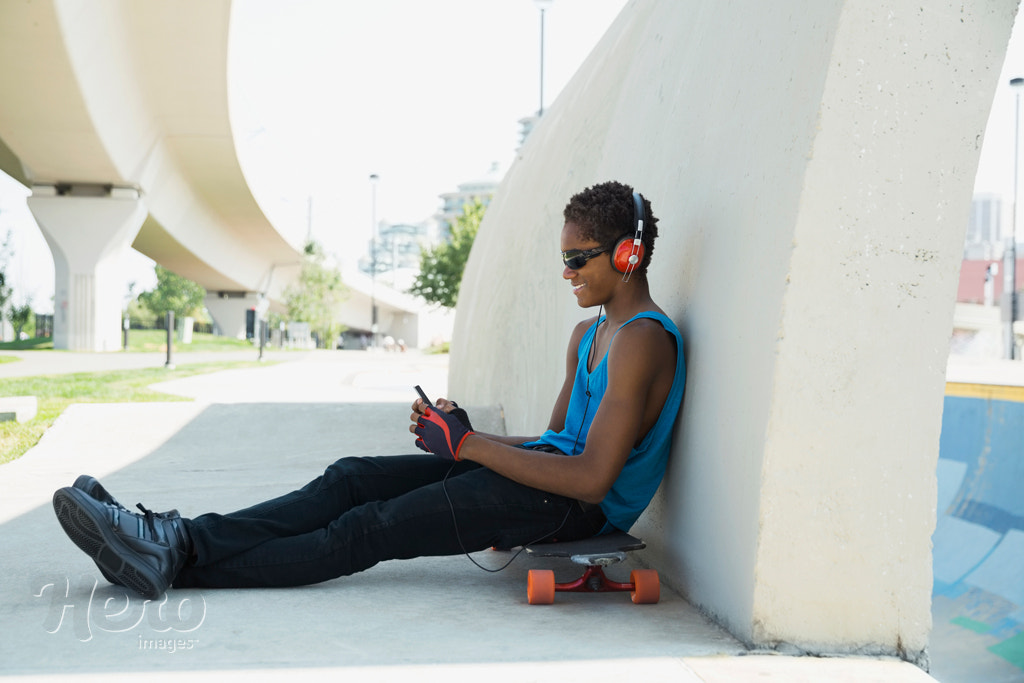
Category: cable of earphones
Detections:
[
  {"x1": 446, "y1": 308, "x2": 605, "y2": 569},
  {"x1": 441, "y1": 462, "x2": 574, "y2": 574},
  {"x1": 570, "y1": 305, "x2": 603, "y2": 455},
  {"x1": 441, "y1": 308, "x2": 607, "y2": 572}
]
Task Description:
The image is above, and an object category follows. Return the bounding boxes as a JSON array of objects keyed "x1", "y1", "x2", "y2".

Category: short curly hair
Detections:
[{"x1": 563, "y1": 181, "x2": 659, "y2": 277}]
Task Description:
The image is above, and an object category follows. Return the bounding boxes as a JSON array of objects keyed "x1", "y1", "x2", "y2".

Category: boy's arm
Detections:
[
  {"x1": 420, "y1": 320, "x2": 674, "y2": 503},
  {"x1": 419, "y1": 317, "x2": 593, "y2": 448}
]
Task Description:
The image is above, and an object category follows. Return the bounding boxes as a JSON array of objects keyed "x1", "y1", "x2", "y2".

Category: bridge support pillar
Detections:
[
  {"x1": 28, "y1": 185, "x2": 146, "y2": 352},
  {"x1": 204, "y1": 291, "x2": 260, "y2": 340}
]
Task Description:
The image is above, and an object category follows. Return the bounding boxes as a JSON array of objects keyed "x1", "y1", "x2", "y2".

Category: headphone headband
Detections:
[{"x1": 632, "y1": 191, "x2": 645, "y2": 231}]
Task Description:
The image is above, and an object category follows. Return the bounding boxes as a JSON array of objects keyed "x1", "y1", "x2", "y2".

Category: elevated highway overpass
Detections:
[
  {"x1": 0, "y1": 0, "x2": 424, "y2": 350},
  {"x1": 0, "y1": 0, "x2": 296, "y2": 350}
]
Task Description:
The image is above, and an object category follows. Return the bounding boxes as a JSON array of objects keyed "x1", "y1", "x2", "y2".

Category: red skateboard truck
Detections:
[{"x1": 524, "y1": 531, "x2": 660, "y2": 605}]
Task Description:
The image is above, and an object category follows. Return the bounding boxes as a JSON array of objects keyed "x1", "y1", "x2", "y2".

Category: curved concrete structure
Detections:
[
  {"x1": 451, "y1": 0, "x2": 1016, "y2": 662},
  {"x1": 0, "y1": 0, "x2": 302, "y2": 348}
]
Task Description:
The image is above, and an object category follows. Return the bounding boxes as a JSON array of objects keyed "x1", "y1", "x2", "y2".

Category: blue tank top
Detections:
[{"x1": 523, "y1": 311, "x2": 686, "y2": 531}]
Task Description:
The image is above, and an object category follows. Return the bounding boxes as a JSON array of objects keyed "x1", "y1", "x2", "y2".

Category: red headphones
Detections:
[{"x1": 610, "y1": 191, "x2": 646, "y2": 281}]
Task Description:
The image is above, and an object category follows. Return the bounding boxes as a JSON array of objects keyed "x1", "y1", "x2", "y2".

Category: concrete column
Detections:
[
  {"x1": 204, "y1": 291, "x2": 259, "y2": 339},
  {"x1": 28, "y1": 186, "x2": 146, "y2": 352}
]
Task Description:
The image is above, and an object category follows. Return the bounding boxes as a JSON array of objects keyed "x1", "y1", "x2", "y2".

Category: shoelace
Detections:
[
  {"x1": 103, "y1": 500, "x2": 171, "y2": 541},
  {"x1": 135, "y1": 503, "x2": 183, "y2": 544},
  {"x1": 137, "y1": 503, "x2": 156, "y2": 533}
]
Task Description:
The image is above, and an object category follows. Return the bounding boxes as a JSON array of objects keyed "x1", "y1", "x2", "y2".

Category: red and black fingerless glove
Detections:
[{"x1": 414, "y1": 407, "x2": 474, "y2": 461}]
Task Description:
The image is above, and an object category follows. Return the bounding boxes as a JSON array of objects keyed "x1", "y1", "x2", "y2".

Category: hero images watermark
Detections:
[{"x1": 33, "y1": 574, "x2": 206, "y2": 645}]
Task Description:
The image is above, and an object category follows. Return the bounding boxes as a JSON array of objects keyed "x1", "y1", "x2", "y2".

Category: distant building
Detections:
[
  {"x1": 958, "y1": 193, "x2": 1024, "y2": 304},
  {"x1": 357, "y1": 164, "x2": 503, "y2": 292},
  {"x1": 359, "y1": 219, "x2": 436, "y2": 292},
  {"x1": 518, "y1": 115, "x2": 539, "y2": 148},
  {"x1": 436, "y1": 163, "x2": 502, "y2": 239},
  {"x1": 964, "y1": 193, "x2": 1004, "y2": 260},
  {"x1": 957, "y1": 258, "x2": 1024, "y2": 304}
]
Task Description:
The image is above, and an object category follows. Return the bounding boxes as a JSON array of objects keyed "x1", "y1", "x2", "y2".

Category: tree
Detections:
[
  {"x1": 0, "y1": 230, "x2": 16, "y2": 341},
  {"x1": 125, "y1": 297, "x2": 157, "y2": 329},
  {"x1": 137, "y1": 265, "x2": 206, "y2": 322},
  {"x1": 8, "y1": 301, "x2": 32, "y2": 339},
  {"x1": 0, "y1": 230, "x2": 13, "y2": 325},
  {"x1": 283, "y1": 240, "x2": 348, "y2": 347},
  {"x1": 409, "y1": 199, "x2": 485, "y2": 308}
]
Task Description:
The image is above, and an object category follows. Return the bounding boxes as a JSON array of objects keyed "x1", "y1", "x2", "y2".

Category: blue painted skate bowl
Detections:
[{"x1": 931, "y1": 383, "x2": 1024, "y2": 682}]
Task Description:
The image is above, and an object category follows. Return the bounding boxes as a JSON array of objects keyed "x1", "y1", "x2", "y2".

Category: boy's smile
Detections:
[{"x1": 561, "y1": 221, "x2": 609, "y2": 306}]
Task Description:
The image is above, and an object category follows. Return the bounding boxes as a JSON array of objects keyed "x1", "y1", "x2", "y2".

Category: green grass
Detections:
[
  {"x1": 125, "y1": 329, "x2": 257, "y2": 353},
  {"x1": 0, "y1": 337, "x2": 53, "y2": 350},
  {"x1": 0, "y1": 331, "x2": 259, "y2": 354},
  {"x1": 0, "y1": 360, "x2": 273, "y2": 465}
]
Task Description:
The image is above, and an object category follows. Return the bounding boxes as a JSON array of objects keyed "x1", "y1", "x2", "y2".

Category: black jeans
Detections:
[{"x1": 172, "y1": 453, "x2": 606, "y2": 589}]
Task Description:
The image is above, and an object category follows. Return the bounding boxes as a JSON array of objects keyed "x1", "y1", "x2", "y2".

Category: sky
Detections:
[
  {"x1": 228, "y1": 0, "x2": 630, "y2": 268},
  {"x1": 0, "y1": 1, "x2": 1022, "y2": 314},
  {"x1": 0, "y1": 0, "x2": 628, "y2": 313},
  {"x1": 974, "y1": 15, "x2": 1024, "y2": 199}
]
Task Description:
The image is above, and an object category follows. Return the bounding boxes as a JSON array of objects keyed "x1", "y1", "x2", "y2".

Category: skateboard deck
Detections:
[
  {"x1": 524, "y1": 531, "x2": 659, "y2": 605},
  {"x1": 526, "y1": 530, "x2": 646, "y2": 558}
]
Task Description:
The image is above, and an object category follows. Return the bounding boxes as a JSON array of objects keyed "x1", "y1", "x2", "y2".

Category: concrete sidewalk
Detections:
[{"x1": 0, "y1": 350, "x2": 936, "y2": 681}]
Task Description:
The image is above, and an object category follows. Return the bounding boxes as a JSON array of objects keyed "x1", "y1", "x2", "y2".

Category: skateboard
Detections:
[{"x1": 524, "y1": 531, "x2": 659, "y2": 605}]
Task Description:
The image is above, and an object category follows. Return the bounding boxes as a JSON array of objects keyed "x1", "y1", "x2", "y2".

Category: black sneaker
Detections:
[
  {"x1": 71, "y1": 476, "x2": 126, "y2": 586},
  {"x1": 73, "y1": 475, "x2": 125, "y2": 509},
  {"x1": 53, "y1": 486, "x2": 192, "y2": 600}
]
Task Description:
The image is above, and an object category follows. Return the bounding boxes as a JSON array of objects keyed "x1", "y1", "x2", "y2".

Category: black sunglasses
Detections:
[{"x1": 561, "y1": 246, "x2": 608, "y2": 270}]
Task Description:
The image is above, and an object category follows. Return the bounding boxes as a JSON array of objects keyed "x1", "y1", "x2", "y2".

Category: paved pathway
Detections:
[{"x1": 0, "y1": 349, "x2": 937, "y2": 681}]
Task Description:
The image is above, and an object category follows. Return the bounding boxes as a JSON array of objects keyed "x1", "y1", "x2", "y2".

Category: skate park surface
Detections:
[
  {"x1": 930, "y1": 356, "x2": 1024, "y2": 683},
  {"x1": 0, "y1": 347, "x2": 1006, "y2": 681}
]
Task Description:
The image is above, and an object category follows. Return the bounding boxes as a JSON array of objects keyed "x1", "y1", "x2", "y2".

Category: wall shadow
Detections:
[{"x1": 2, "y1": 401, "x2": 742, "y2": 675}]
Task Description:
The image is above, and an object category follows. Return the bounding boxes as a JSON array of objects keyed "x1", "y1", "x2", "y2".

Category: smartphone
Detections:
[{"x1": 414, "y1": 385, "x2": 432, "y2": 407}]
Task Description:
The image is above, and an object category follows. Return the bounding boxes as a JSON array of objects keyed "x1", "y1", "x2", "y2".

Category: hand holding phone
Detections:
[
  {"x1": 414, "y1": 402, "x2": 474, "y2": 461},
  {"x1": 413, "y1": 385, "x2": 473, "y2": 430}
]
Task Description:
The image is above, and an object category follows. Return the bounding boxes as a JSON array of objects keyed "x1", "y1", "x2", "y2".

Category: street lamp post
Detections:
[
  {"x1": 535, "y1": 0, "x2": 553, "y2": 116},
  {"x1": 369, "y1": 173, "x2": 379, "y2": 349},
  {"x1": 1005, "y1": 77, "x2": 1024, "y2": 359}
]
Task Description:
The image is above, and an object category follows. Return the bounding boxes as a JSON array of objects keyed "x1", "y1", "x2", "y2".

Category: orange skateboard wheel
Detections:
[
  {"x1": 630, "y1": 569, "x2": 660, "y2": 604},
  {"x1": 527, "y1": 569, "x2": 556, "y2": 604}
]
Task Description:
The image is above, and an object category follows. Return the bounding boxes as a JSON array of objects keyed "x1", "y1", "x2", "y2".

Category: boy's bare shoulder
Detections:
[{"x1": 610, "y1": 314, "x2": 677, "y2": 365}]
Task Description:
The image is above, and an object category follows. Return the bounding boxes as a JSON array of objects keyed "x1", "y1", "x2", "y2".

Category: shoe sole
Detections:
[
  {"x1": 71, "y1": 476, "x2": 123, "y2": 587},
  {"x1": 52, "y1": 487, "x2": 166, "y2": 600}
]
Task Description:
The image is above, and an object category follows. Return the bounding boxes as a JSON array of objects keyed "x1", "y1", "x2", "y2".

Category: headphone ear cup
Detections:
[
  {"x1": 611, "y1": 238, "x2": 631, "y2": 273},
  {"x1": 611, "y1": 237, "x2": 644, "y2": 273}
]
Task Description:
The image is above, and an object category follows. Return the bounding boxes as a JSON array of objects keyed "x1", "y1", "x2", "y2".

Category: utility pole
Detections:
[{"x1": 1004, "y1": 77, "x2": 1024, "y2": 359}]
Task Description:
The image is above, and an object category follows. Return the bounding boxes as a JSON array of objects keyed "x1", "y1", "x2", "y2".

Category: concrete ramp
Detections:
[{"x1": 931, "y1": 382, "x2": 1024, "y2": 681}]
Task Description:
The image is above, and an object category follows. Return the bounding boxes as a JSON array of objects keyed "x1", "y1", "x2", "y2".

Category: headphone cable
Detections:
[
  {"x1": 571, "y1": 305, "x2": 602, "y2": 455},
  {"x1": 445, "y1": 306, "x2": 604, "y2": 573},
  {"x1": 442, "y1": 462, "x2": 573, "y2": 573}
]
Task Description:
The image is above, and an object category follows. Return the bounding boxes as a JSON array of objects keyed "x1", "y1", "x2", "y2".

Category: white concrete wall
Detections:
[{"x1": 450, "y1": 0, "x2": 1016, "y2": 659}]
